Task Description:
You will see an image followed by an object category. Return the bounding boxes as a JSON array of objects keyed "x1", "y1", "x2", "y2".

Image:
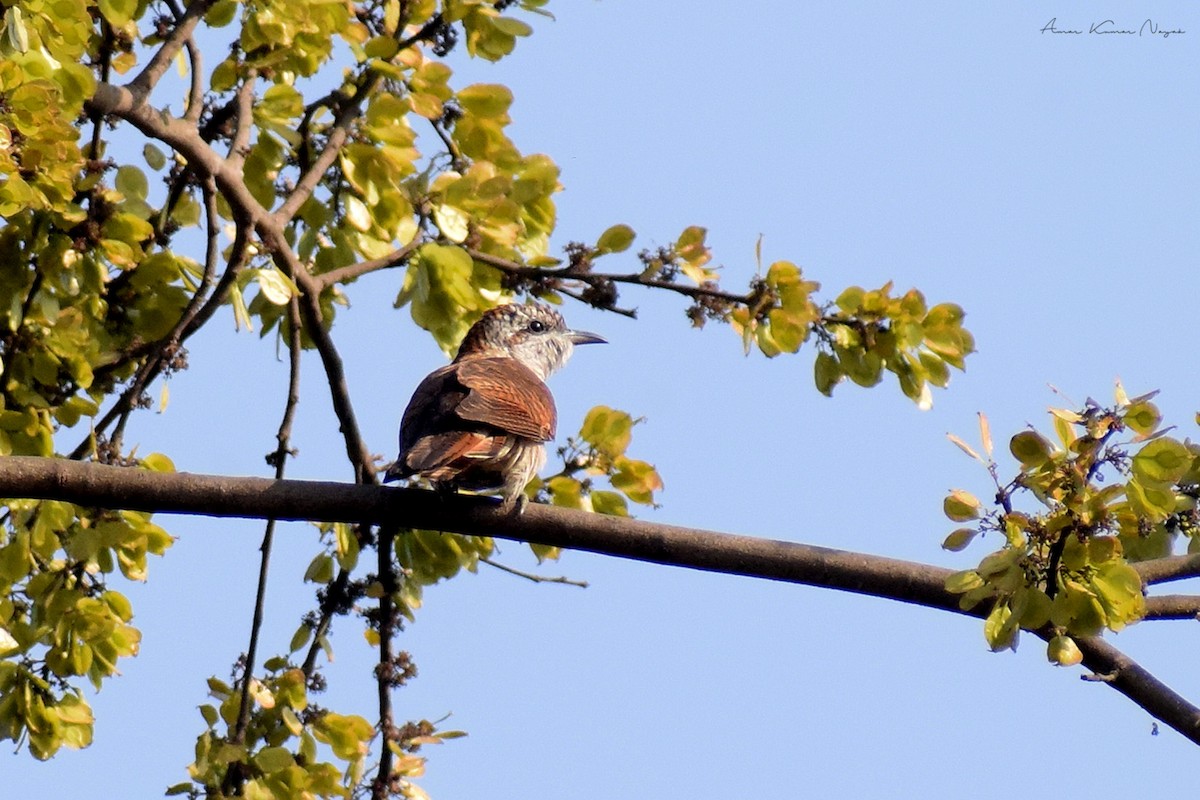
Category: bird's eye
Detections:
[{"x1": 527, "y1": 320, "x2": 547, "y2": 333}]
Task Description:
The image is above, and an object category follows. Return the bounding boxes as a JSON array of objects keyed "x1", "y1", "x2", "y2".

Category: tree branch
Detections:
[
  {"x1": 1144, "y1": 594, "x2": 1200, "y2": 620},
  {"x1": 127, "y1": 0, "x2": 216, "y2": 101},
  {"x1": 316, "y1": 239, "x2": 423, "y2": 290},
  {"x1": 1135, "y1": 554, "x2": 1200, "y2": 586},
  {"x1": 86, "y1": 82, "x2": 376, "y2": 482},
  {"x1": 464, "y1": 247, "x2": 750, "y2": 307},
  {"x1": 182, "y1": 36, "x2": 205, "y2": 124},
  {"x1": 481, "y1": 556, "x2": 589, "y2": 588},
  {"x1": 233, "y1": 295, "x2": 304, "y2": 747},
  {"x1": 1, "y1": 456, "x2": 1197, "y2": 745}
]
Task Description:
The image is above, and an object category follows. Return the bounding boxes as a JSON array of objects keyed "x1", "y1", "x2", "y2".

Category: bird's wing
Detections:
[
  {"x1": 398, "y1": 364, "x2": 468, "y2": 459},
  {"x1": 400, "y1": 430, "x2": 513, "y2": 480},
  {"x1": 453, "y1": 357, "x2": 557, "y2": 441}
]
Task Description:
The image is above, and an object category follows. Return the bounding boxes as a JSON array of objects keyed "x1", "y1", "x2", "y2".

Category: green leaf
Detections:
[
  {"x1": 546, "y1": 475, "x2": 583, "y2": 509},
  {"x1": 142, "y1": 144, "x2": 167, "y2": 171},
  {"x1": 611, "y1": 457, "x2": 662, "y2": 505},
  {"x1": 941, "y1": 527, "x2": 977, "y2": 552},
  {"x1": 943, "y1": 489, "x2": 981, "y2": 522},
  {"x1": 289, "y1": 624, "x2": 312, "y2": 653},
  {"x1": 1012, "y1": 587, "x2": 1052, "y2": 628},
  {"x1": 97, "y1": 0, "x2": 137, "y2": 26},
  {"x1": 492, "y1": 16, "x2": 533, "y2": 37},
  {"x1": 1050, "y1": 583, "x2": 1106, "y2": 636},
  {"x1": 1131, "y1": 437, "x2": 1191, "y2": 486},
  {"x1": 1046, "y1": 634, "x2": 1083, "y2": 666},
  {"x1": 364, "y1": 35, "x2": 400, "y2": 60},
  {"x1": 595, "y1": 224, "x2": 635, "y2": 254},
  {"x1": 3, "y1": 7, "x2": 29, "y2": 52},
  {"x1": 253, "y1": 746, "x2": 295, "y2": 774},
  {"x1": 1088, "y1": 561, "x2": 1145, "y2": 631},
  {"x1": 255, "y1": 268, "x2": 296, "y2": 306},
  {"x1": 114, "y1": 166, "x2": 148, "y2": 201},
  {"x1": 204, "y1": 0, "x2": 238, "y2": 27},
  {"x1": 1009, "y1": 430, "x2": 1053, "y2": 468},
  {"x1": 1123, "y1": 400, "x2": 1161, "y2": 437},
  {"x1": 141, "y1": 452, "x2": 175, "y2": 472},
  {"x1": 835, "y1": 286, "x2": 865, "y2": 314},
  {"x1": 457, "y1": 83, "x2": 514, "y2": 118},
  {"x1": 304, "y1": 554, "x2": 334, "y2": 584},
  {"x1": 1125, "y1": 477, "x2": 1176, "y2": 521},
  {"x1": 944, "y1": 569, "x2": 984, "y2": 594},
  {"x1": 813, "y1": 351, "x2": 842, "y2": 396},
  {"x1": 983, "y1": 600, "x2": 1018, "y2": 651},
  {"x1": 580, "y1": 405, "x2": 633, "y2": 458},
  {"x1": 589, "y1": 490, "x2": 628, "y2": 517},
  {"x1": 312, "y1": 712, "x2": 372, "y2": 761}
]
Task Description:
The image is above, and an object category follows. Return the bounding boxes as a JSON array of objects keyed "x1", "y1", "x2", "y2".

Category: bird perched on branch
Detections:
[{"x1": 385, "y1": 303, "x2": 606, "y2": 511}]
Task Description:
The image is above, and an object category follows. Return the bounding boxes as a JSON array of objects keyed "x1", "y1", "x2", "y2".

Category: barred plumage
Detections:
[{"x1": 386, "y1": 304, "x2": 604, "y2": 511}]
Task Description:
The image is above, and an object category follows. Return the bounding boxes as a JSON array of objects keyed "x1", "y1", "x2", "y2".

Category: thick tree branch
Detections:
[
  {"x1": 227, "y1": 73, "x2": 259, "y2": 167},
  {"x1": 1136, "y1": 554, "x2": 1200, "y2": 586},
  {"x1": 128, "y1": 0, "x2": 216, "y2": 100},
  {"x1": 1144, "y1": 594, "x2": 1200, "y2": 620},
  {"x1": 1, "y1": 456, "x2": 1197, "y2": 745}
]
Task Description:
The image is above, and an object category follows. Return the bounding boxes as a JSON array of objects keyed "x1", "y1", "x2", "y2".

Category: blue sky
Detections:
[{"x1": 8, "y1": 1, "x2": 1200, "y2": 797}]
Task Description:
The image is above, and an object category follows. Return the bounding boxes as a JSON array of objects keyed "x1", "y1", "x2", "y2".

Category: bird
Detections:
[{"x1": 385, "y1": 303, "x2": 605, "y2": 511}]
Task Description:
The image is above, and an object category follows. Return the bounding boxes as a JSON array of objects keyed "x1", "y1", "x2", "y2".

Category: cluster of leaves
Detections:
[
  {"x1": 812, "y1": 284, "x2": 973, "y2": 409},
  {"x1": 0, "y1": 483, "x2": 172, "y2": 758},
  {"x1": 0, "y1": 0, "x2": 93, "y2": 215},
  {"x1": 177, "y1": 662, "x2": 459, "y2": 799},
  {"x1": 531, "y1": 405, "x2": 663, "y2": 560},
  {"x1": 0, "y1": 0, "x2": 203, "y2": 764},
  {"x1": 0, "y1": 0, "x2": 976, "y2": 792},
  {"x1": 942, "y1": 386, "x2": 1197, "y2": 664},
  {"x1": 480, "y1": 226, "x2": 975, "y2": 408}
]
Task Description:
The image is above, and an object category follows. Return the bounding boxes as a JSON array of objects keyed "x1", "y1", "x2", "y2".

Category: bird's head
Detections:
[{"x1": 455, "y1": 303, "x2": 605, "y2": 380}]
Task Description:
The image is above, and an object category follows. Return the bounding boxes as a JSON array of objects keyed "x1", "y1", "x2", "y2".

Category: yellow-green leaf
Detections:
[
  {"x1": 1047, "y1": 634, "x2": 1083, "y2": 666},
  {"x1": 941, "y1": 528, "x2": 977, "y2": 552},
  {"x1": 595, "y1": 224, "x2": 635, "y2": 254},
  {"x1": 1131, "y1": 437, "x2": 1191, "y2": 486},
  {"x1": 943, "y1": 489, "x2": 982, "y2": 522},
  {"x1": 1009, "y1": 430, "x2": 1053, "y2": 468}
]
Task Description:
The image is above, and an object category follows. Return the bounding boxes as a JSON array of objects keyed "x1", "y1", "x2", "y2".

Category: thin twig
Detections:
[
  {"x1": 68, "y1": 177, "x2": 233, "y2": 460},
  {"x1": 233, "y1": 295, "x2": 304, "y2": 742},
  {"x1": 316, "y1": 239, "x2": 424, "y2": 289},
  {"x1": 481, "y1": 556, "x2": 589, "y2": 587},
  {"x1": 428, "y1": 116, "x2": 465, "y2": 172},
  {"x1": 464, "y1": 247, "x2": 750, "y2": 306},
  {"x1": 273, "y1": 70, "x2": 378, "y2": 224},
  {"x1": 371, "y1": 522, "x2": 400, "y2": 800},
  {"x1": 223, "y1": 297, "x2": 304, "y2": 797},
  {"x1": 301, "y1": 569, "x2": 350, "y2": 677}
]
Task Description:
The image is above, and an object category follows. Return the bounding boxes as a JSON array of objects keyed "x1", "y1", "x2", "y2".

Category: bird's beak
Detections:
[{"x1": 568, "y1": 329, "x2": 606, "y2": 346}]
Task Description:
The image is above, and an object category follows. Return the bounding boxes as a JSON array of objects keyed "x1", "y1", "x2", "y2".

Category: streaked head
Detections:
[{"x1": 455, "y1": 303, "x2": 605, "y2": 380}]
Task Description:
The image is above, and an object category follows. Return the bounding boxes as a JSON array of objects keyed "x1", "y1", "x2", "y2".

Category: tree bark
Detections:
[{"x1": 1, "y1": 455, "x2": 1198, "y2": 744}]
